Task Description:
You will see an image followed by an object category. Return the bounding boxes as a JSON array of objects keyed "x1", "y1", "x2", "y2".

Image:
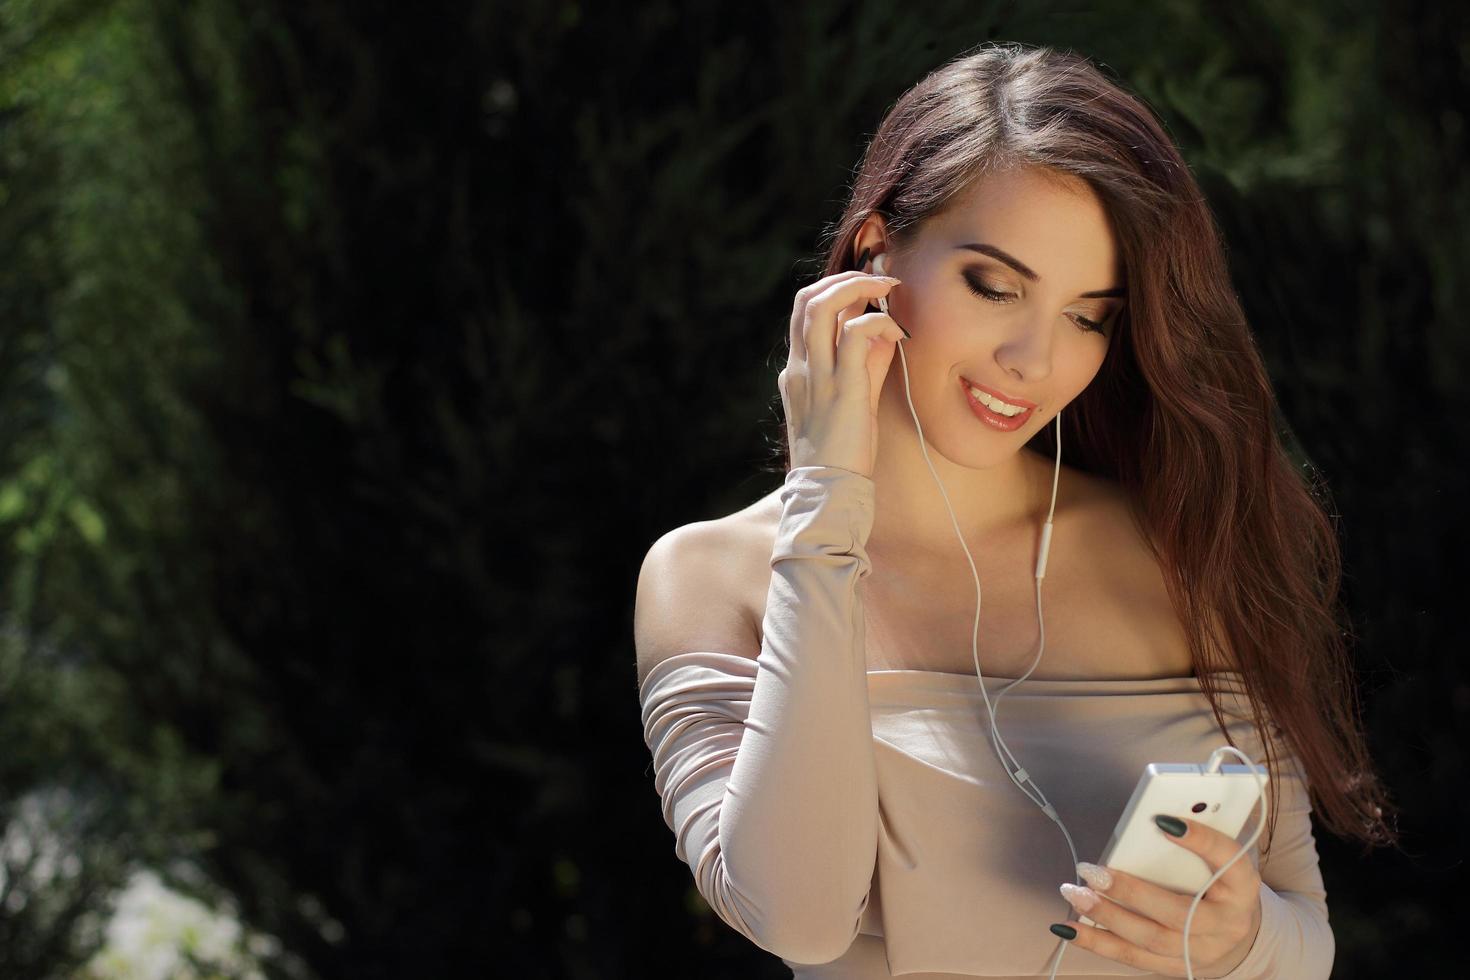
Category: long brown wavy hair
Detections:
[{"x1": 766, "y1": 41, "x2": 1401, "y2": 859}]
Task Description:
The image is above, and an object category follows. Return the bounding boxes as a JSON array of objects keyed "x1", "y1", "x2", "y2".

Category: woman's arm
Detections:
[{"x1": 637, "y1": 465, "x2": 880, "y2": 964}]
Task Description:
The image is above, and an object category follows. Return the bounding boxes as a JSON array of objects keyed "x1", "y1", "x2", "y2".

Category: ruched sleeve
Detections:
[{"x1": 638, "y1": 464, "x2": 880, "y2": 965}]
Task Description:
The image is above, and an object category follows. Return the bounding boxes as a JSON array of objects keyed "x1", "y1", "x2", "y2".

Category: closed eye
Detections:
[{"x1": 963, "y1": 274, "x2": 1110, "y2": 335}]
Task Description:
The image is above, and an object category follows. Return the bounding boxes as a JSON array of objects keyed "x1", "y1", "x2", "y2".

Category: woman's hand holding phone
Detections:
[{"x1": 778, "y1": 270, "x2": 905, "y2": 478}]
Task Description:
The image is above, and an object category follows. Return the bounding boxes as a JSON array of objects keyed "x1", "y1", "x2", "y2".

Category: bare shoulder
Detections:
[
  {"x1": 1072, "y1": 467, "x2": 1151, "y2": 557},
  {"x1": 1072, "y1": 468, "x2": 1220, "y2": 676},
  {"x1": 1076, "y1": 472, "x2": 1171, "y2": 596},
  {"x1": 633, "y1": 504, "x2": 770, "y2": 691}
]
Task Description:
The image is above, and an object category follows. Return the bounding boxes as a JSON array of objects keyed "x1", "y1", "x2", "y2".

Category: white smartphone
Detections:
[{"x1": 1077, "y1": 763, "x2": 1267, "y2": 930}]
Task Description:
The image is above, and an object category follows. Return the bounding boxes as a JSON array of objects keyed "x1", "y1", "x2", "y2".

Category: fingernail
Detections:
[
  {"x1": 1076, "y1": 861, "x2": 1112, "y2": 891},
  {"x1": 1059, "y1": 883, "x2": 1098, "y2": 913},
  {"x1": 895, "y1": 320, "x2": 912, "y2": 339},
  {"x1": 857, "y1": 247, "x2": 870, "y2": 269},
  {"x1": 1155, "y1": 814, "x2": 1187, "y2": 837},
  {"x1": 877, "y1": 275, "x2": 902, "y2": 283},
  {"x1": 1049, "y1": 923, "x2": 1077, "y2": 941}
]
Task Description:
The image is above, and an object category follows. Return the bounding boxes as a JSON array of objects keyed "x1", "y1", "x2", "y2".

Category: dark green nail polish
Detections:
[
  {"x1": 1154, "y1": 814, "x2": 1187, "y2": 837},
  {"x1": 1050, "y1": 923, "x2": 1076, "y2": 940},
  {"x1": 857, "y1": 246, "x2": 871, "y2": 270}
]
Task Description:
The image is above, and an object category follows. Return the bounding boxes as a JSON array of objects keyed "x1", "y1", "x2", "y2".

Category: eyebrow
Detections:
[{"x1": 955, "y1": 242, "x2": 1127, "y2": 298}]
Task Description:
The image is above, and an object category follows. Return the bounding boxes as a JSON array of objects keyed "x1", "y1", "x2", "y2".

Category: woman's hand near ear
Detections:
[{"x1": 778, "y1": 269, "x2": 904, "y2": 477}]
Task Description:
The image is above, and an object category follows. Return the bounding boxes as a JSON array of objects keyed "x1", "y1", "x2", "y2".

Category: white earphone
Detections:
[{"x1": 867, "y1": 249, "x2": 1265, "y2": 979}]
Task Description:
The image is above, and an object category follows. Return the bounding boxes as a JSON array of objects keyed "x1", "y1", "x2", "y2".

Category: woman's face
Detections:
[{"x1": 861, "y1": 165, "x2": 1126, "y2": 469}]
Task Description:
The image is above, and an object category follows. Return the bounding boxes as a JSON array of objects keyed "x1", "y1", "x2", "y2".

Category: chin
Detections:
[{"x1": 920, "y1": 426, "x2": 1025, "y2": 472}]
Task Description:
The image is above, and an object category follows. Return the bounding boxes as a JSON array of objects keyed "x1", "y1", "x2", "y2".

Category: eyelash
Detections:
[{"x1": 963, "y1": 275, "x2": 1110, "y2": 335}]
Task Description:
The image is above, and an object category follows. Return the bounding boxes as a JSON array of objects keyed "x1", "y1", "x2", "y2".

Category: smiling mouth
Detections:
[{"x1": 960, "y1": 377, "x2": 1035, "y2": 415}]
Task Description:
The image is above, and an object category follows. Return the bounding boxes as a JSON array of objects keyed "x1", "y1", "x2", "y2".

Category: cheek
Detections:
[
  {"x1": 1060, "y1": 350, "x2": 1108, "y2": 400},
  {"x1": 897, "y1": 293, "x2": 973, "y2": 347}
]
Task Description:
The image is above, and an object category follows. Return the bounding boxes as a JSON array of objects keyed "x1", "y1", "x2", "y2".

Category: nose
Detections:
[{"x1": 994, "y1": 314, "x2": 1057, "y2": 383}]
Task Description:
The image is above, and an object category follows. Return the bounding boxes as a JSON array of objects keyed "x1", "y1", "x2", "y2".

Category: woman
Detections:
[{"x1": 634, "y1": 42, "x2": 1399, "y2": 978}]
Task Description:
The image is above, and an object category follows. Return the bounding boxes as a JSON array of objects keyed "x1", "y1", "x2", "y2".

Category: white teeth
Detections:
[{"x1": 968, "y1": 385, "x2": 1027, "y2": 416}]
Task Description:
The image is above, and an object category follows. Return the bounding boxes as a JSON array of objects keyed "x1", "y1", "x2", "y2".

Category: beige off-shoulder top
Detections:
[{"x1": 638, "y1": 465, "x2": 1333, "y2": 978}]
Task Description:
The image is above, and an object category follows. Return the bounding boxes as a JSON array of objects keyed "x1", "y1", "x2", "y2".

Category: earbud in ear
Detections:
[{"x1": 870, "y1": 253, "x2": 893, "y2": 315}]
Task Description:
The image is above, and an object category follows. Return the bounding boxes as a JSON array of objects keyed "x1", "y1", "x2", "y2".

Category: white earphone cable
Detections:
[{"x1": 873, "y1": 254, "x2": 1266, "y2": 979}]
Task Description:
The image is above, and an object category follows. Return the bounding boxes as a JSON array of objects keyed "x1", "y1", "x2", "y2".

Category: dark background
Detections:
[{"x1": 0, "y1": 0, "x2": 1462, "y2": 976}]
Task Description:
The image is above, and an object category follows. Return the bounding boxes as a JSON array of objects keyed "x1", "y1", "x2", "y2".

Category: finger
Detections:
[
  {"x1": 1077, "y1": 862, "x2": 1224, "y2": 935},
  {"x1": 787, "y1": 270, "x2": 868, "y2": 365},
  {"x1": 832, "y1": 293, "x2": 866, "y2": 345},
  {"x1": 1156, "y1": 816, "x2": 1259, "y2": 896},
  {"x1": 1054, "y1": 917, "x2": 1194, "y2": 977},
  {"x1": 796, "y1": 274, "x2": 900, "y2": 378},
  {"x1": 836, "y1": 310, "x2": 904, "y2": 384},
  {"x1": 1065, "y1": 882, "x2": 1220, "y2": 960}
]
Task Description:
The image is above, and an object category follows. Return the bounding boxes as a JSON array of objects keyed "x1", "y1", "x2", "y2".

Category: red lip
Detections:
[{"x1": 960, "y1": 377, "x2": 1037, "y2": 410}]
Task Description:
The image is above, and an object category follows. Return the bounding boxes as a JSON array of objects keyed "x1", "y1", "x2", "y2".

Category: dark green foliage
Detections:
[{"x1": 0, "y1": 0, "x2": 1461, "y2": 976}]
